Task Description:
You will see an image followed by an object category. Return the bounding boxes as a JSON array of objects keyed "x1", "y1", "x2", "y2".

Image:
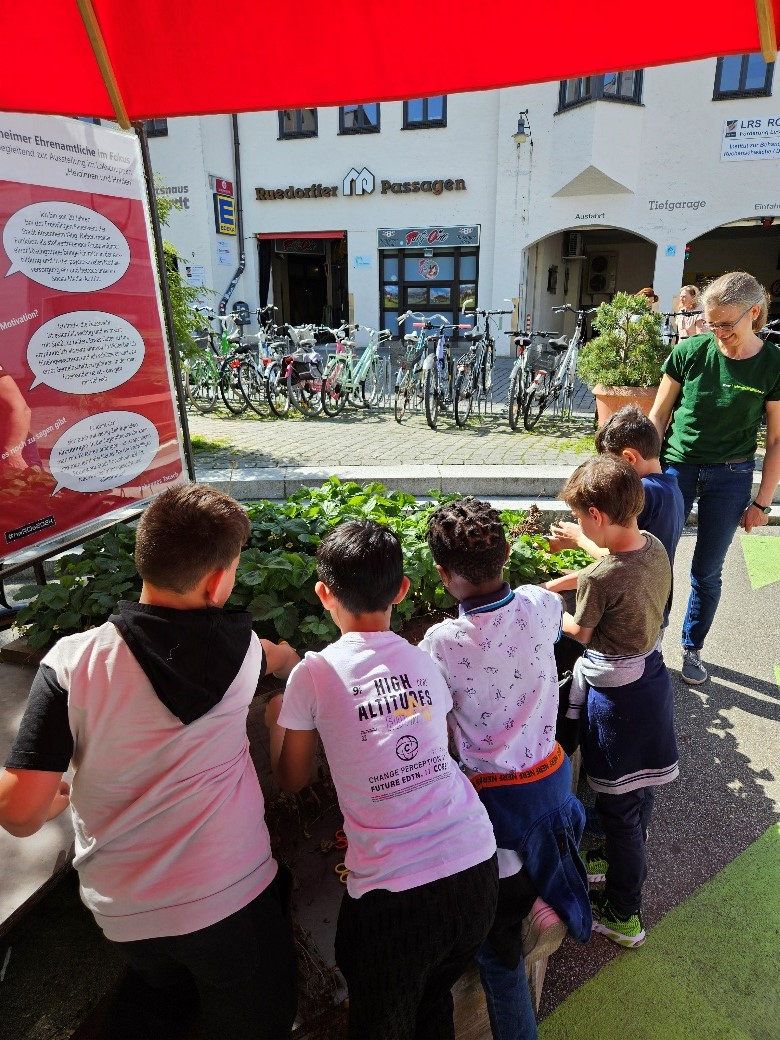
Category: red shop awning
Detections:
[
  {"x1": 256, "y1": 232, "x2": 346, "y2": 240},
  {"x1": 0, "y1": 0, "x2": 776, "y2": 125}
]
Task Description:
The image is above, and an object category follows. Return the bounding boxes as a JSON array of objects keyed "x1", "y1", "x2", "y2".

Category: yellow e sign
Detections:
[{"x1": 213, "y1": 193, "x2": 236, "y2": 235}]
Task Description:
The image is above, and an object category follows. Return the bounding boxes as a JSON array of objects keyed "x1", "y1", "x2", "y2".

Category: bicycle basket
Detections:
[
  {"x1": 290, "y1": 352, "x2": 323, "y2": 382},
  {"x1": 526, "y1": 339, "x2": 559, "y2": 373}
]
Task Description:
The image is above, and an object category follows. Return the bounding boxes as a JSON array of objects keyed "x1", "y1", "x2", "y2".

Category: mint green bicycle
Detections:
[{"x1": 320, "y1": 324, "x2": 392, "y2": 416}]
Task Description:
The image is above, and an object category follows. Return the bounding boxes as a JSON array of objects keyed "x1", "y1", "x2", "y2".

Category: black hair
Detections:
[
  {"x1": 135, "y1": 484, "x2": 250, "y2": 593},
  {"x1": 426, "y1": 498, "x2": 507, "y2": 585},
  {"x1": 594, "y1": 404, "x2": 661, "y2": 461},
  {"x1": 316, "y1": 519, "x2": 404, "y2": 614}
]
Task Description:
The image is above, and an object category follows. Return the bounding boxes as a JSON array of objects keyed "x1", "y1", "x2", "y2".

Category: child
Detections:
[
  {"x1": 0, "y1": 484, "x2": 300, "y2": 1040},
  {"x1": 419, "y1": 498, "x2": 591, "y2": 1040},
  {"x1": 547, "y1": 404, "x2": 685, "y2": 623},
  {"x1": 265, "y1": 518, "x2": 498, "y2": 1040},
  {"x1": 559, "y1": 456, "x2": 679, "y2": 947}
]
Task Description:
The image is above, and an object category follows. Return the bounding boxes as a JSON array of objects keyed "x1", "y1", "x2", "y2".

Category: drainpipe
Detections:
[{"x1": 219, "y1": 113, "x2": 245, "y2": 315}]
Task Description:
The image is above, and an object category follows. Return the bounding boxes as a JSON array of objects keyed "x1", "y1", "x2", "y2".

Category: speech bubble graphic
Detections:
[
  {"x1": 49, "y1": 411, "x2": 159, "y2": 495},
  {"x1": 28, "y1": 311, "x2": 144, "y2": 394},
  {"x1": 3, "y1": 202, "x2": 130, "y2": 292}
]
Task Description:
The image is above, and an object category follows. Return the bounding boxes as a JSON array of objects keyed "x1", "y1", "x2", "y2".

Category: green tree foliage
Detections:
[
  {"x1": 577, "y1": 292, "x2": 667, "y2": 389},
  {"x1": 156, "y1": 189, "x2": 212, "y2": 359}
]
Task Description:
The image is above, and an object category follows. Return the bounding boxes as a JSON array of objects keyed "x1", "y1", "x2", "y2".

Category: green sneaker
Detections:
[
  {"x1": 581, "y1": 846, "x2": 608, "y2": 883},
  {"x1": 591, "y1": 893, "x2": 646, "y2": 948}
]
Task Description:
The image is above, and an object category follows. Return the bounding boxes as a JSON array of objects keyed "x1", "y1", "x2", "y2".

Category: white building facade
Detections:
[{"x1": 149, "y1": 53, "x2": 780, "y2": 352}]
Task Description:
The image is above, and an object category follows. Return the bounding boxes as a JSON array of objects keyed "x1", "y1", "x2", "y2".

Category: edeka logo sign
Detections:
[{"x1": 256, "y1": 169, "x2": 467, "y2": 201}]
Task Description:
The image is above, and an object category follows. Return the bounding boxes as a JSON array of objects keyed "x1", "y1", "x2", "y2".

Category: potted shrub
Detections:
[{"x1": 577, "y1": 291, "x2": 667, "y2": 426}]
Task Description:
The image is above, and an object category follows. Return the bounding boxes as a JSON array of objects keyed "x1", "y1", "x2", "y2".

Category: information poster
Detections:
[
  {"x1": 0, "y1": 113, "x2": 185, "y2": 564},
  {"x1": 721, "y1": 116, "x2": 780, "y2": 162}
]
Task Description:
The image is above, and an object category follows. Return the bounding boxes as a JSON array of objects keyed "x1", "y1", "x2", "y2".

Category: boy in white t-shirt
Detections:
[
  {"x1": 420, "y1": 498, "x2": 591, "y2": 1040},
  {"x1": 265, "y1": 519, "x2": 498, "y2": 1040}
]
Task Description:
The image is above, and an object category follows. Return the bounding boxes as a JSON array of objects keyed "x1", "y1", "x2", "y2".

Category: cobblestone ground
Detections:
[{"x1": 188, "y1": 359, "x2": 598, "y2": 473}]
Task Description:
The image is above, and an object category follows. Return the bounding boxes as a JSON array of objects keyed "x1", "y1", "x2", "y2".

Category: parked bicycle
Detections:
[
  {"x1": 452, "y1": 308, "x2": 512, "y2": 427},
  {"x1": 519, "y1": 304, "x2": 597, "y2": 431},
  {"x1": 263, "y1": 323, "x2": 324, "y2": 418},
  {"x1": 183, "y1": 308, "x2": 248, "y2": 415},
  {"x1": 422, "y1": 318, "x2": 469, "y2": 430},
  {"x1": 393, "y1": 310, "x2": 429, "y2": 423},
  {"x1": 320, "y1": 323, "x2": 392, "y2": 416},
  {"x1": 235, "y1": 305, "x2": 282, "y2": 416}
]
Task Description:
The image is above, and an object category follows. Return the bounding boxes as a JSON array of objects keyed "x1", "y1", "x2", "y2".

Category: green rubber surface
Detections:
[
  {"x1": 740, "y1": 534, "x2": 780, "y2": 591},
  {"x1": 540, "y1": 824, "x2": 780, "y2": 1039}
]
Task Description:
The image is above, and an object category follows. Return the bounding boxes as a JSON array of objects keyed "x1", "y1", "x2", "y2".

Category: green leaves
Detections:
[
  {"x1": 13, "y1": 481, "x2": 588, "y2": 652},
  {"x1": 577, "y1": 292, "x2": 667, "y2": 389}
]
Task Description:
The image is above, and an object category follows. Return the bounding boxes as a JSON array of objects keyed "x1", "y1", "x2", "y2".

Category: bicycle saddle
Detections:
[
  {"x1": 549, "y1": 337, "x2": 569, "y2": 351},
  {"x1": 464, "y1": 329, "x2": 484, "y2": 342}
]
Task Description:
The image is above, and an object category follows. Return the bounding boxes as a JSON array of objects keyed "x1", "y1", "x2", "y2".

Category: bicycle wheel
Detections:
[
  {"x1": 184, "y1": 355, "x2": 218, "y2": 413},
  {"x1": 321, "y1": 358, "x2": 348, "y2": 416},
  {"x1": 237, "y1": 359, "x2": 266, "y2": 417},
  {"x1": 523, "y1": 378, "x2": 547, "y2": 431},
  {"x1": 358, "y1": 356, "x2": 382, "y2": 407},
  {"x1": 394, "y1": 370, "x2": 411, "y2": 423},
  {"x1": 453, "y1": 368, "x2": 475, "y2": 427},
  {"x1": 424, "y1": 368, "x2": 440, "y2": 430},
  {"x1": 265, "y1": 362, "x2": 290, "y2": 417},
  {"x1": 508, "y1": 365, "x2": 527, "y2": 431},
  {"x1": 219, "y1": 356, "x2": 248, "y2": 415},
  {"x1": 288, "y1": 368, "x2": 324, "y2": 417}
]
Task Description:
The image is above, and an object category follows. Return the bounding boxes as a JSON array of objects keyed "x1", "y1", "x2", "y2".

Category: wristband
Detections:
[{"x1": 750, "y1": 500, "x2": 772, "y2": 515}]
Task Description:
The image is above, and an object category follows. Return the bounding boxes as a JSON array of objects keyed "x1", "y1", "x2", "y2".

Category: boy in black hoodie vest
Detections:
[{"x1": 0, "y1": 484, "x2": 300, "y2": 1040}]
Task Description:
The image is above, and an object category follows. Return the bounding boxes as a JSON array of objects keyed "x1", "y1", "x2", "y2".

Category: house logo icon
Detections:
[{"x1": 343, "y1": 167, "x2": 375, "y2": 196}]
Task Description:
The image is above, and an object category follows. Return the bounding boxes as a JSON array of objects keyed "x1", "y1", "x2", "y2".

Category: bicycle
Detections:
[
  {"x1": 452, "y1": 307, "x2": 512, "y2": 427},
  {"x1": 235, "y1": 305, "x2": 281, "y2": 416},
  {"x1": 422, "y1": 318, "x2": 468, "y2": 430},
  {"x1": 393, "y1": 310, "x2": 428, "y2": 423},
  {"x1": 320, "y1": 323, "x2": 392, "y2": 416},
  {"x1": 183, "y1": 308, "x2": 246, "y2": 415},
  {"x1": 521, "y1": 304, "x2": 597, "y2": 431}
]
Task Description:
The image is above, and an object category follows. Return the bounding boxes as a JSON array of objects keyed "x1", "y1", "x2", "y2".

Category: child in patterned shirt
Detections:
[{"x1": 420, "y1": 498, "x2": 590, "y2": 1040}]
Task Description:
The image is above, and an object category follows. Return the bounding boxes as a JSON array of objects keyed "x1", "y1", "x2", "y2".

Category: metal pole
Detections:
[{"x1": 134, "y1": 121, "x2": 197, "y2": 481}]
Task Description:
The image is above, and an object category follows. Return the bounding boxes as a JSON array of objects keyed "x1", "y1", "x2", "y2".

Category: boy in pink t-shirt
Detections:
[{"x1": 266, "y1": 519, "x2": 498, "y2": 1040}]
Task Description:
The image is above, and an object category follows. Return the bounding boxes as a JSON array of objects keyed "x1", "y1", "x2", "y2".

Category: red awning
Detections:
[
  {"x1": 0, "y1": 1, "x2": 776, "y2": 124},
  {"x1": 256, "y1": 232, "x2": 345, "y2": 240}
]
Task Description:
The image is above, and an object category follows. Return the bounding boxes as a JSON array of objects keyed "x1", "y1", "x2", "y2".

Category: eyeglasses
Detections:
[{"x1": 704, "y1": 305, "x2": 753, "y2": 333}]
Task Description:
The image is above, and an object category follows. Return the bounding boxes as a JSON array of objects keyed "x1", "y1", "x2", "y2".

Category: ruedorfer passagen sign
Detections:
[{"x1": 256, "y1": 168, "x2": 467, "y2": 201}]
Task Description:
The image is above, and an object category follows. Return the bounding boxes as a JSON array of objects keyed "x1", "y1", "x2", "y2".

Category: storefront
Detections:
[
  {"x1": 256, "y1": 231, "x2": 348, "y2": 326},
  {"x1": 377, "y1": 225, "x2": 480, "y2": 335}
]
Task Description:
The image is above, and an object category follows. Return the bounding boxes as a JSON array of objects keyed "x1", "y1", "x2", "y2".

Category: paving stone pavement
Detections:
[{"x1": 188, "y1": 358, "x2": 599, "y2": 474}]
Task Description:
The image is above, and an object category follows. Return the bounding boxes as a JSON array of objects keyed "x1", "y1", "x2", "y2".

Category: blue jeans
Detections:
[
  {"x1": 475, "y1": 942, "x2": 538, "y2": 1040},
  {"x1": 597, "y1": 787, "x2": 655, "y2": 918},
  {"x1": 662, "y1": 460, "x2": 754, "y2": 649}
]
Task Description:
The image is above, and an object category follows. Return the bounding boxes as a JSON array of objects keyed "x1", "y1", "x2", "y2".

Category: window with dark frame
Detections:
[
  {"x1": 403, "y1": 96, "x2": 447, "y2": 129},
  {"x1": 144, "y1": 118, "x2": 169, "y2": 137},
  {"x1": 339, "y1": 103, "x2": 380, "y2": 134},
  {"x1": 558, "y1": 72, "x2": 643, "y2": 111},
  {"x1": 278, "y1": 109, "x2": 318, "y2": 139},
  {"x1": 713, "y1": 54, "x2": 774, "y2": 98}
]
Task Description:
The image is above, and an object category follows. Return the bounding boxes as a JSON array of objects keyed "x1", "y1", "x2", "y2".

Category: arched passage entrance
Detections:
[
  {"x1": 523, "y1": 227, "x2": 657, "y2": 337},
  {"x1": 685, "y1": 218, "x2": 780, "y2": 319}
]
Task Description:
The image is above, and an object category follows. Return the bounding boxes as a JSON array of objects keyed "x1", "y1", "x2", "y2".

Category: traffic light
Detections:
[{"x1": 684, "y1": 243, "x2": 691, "y2": 261}]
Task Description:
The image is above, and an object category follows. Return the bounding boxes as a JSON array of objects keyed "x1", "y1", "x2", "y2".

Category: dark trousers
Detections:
[
  {"x1": 107, "y1": 869, "x2": 298, "y2": 1040},
  {"x1": 597, "y1": 787, "x2": 655, "y2": 918},
  {"x1": 335, "y1": 855, "x2": 499, "y2": 1040}
]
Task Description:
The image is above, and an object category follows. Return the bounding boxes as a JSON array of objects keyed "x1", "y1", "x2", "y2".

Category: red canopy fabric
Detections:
[{"x1": 1, "y1": 1, "x2": 778, "y2": 122}]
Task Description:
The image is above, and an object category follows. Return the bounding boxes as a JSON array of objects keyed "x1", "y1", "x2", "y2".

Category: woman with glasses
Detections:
[
  {"x1": 676, "y1": 285, "x2": 706, "y2": 340},
  {"x1": 649, "y1": 271, "x2": 780, "y2": 684}
]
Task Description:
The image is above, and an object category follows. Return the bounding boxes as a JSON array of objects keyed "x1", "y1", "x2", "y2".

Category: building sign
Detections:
[
  {"x1": 380, "y1": 178, "x2": 466, "y2": 195},
  {"x1": 343, "y1": 168, "x2": 374, "y2": 196},
  {"x1": 214, "y1": 177, "x2": 233, "y2": 196},
  {"x1": 257, "y1": 169, "x2": 469, "y2": 202},
  {"x1": 648, "y1": 199, "x2": 706, "y2": 212},
  {"x1": 213, "y1": 193, "x2": 236, "y2": 234},
  {"x1": 275, "y1": 238, "x2": 326, "y2": 255},
  {"x1": 377, "y1": 226, "x2": 481, "y2": 249},
  {"x1": 155, "y1": 183, "x2": 190, "y2": 210},
  {"x1": 721, "y1": 116, "x2": 780, "y2": 162},
  {"x1": 0, "y1": 112, "x2": 185, "y2": 563}
]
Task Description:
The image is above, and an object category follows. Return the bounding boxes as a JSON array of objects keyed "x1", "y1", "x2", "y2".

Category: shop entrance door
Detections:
[{"x1": 287, "y1": 253, "x2": 326, "y2": 325}]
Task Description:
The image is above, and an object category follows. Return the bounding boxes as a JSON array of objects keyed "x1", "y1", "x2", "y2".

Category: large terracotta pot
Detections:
[{"x1": 593, "y1": 385, "x2": 658, "y2": 427}]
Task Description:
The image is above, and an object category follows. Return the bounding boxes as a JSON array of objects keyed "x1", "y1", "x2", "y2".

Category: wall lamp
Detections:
[{"x1": 513, "y1": 110, "x2": 532, "y2": 147}]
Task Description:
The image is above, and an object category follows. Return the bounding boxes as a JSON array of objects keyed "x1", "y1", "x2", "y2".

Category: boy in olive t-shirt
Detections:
[{"x1": 559, "y1": 457, "x2": 678, "y2": 948}]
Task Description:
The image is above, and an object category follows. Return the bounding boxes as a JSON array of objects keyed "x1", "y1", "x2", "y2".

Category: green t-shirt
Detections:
[{"x1": 661, "y1": 334, "x2": 780, "y2": 464}]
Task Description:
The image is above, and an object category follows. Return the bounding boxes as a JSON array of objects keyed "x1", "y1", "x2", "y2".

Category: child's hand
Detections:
[
  {"x1": 261, "y1": 639, "x2": 301, "y2": 681},
  {"x1": 548, "y1": 521, "x2": 582, "y2": 550},
  {"x1": 46, "y1": 780, "x2": 70, "y2": 821}
]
